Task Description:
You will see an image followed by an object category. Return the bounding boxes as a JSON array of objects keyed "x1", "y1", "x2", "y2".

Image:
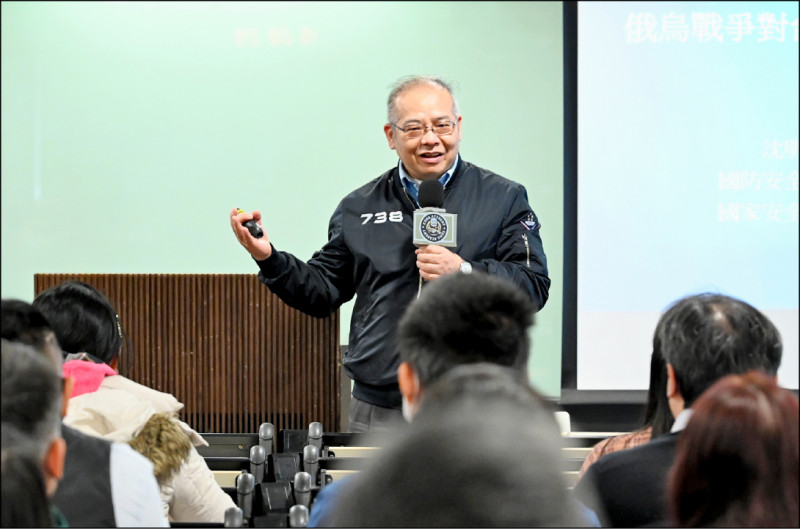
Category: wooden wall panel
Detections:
[{"x1": 34, "y1": 274, "x2": 341, "y2": 434}]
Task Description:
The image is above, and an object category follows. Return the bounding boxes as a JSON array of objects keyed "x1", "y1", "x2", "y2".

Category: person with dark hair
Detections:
[
  {"x1": 0, "y1": 299, "x2": 62, "y2": 366},
  {"x1": 326, "y1": 363, "x2": 591, "y2": 527},
  {"x1": 395, "y1": 270, "x2": 536, "y2": 421},
  {"x1": 308, "y1": 272, "x2": 599, "y2": 527},
  {"x1": 1, "y1": 339, "x2": 66, "y2": 527},
  {"x1": 573, "y1": 292, "x2": 784, "y2": 527},
  {"x1": 667, "y1": 370, "x2": 799, "y2": 528},
  {"x1": 230, "y1": 74, "x2": 550, "y2": 432},
  {"x1": 577, "y1": 344, "x2": 674, "y2": 479},
  {"x1": 2, "y1": 298, "x2": 168, "y2": 527},
  {"x1": 32, "y1": 280, "x2": 236, "y2": 523}
]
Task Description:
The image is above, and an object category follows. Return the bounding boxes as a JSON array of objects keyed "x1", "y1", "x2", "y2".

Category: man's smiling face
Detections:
[{"x1": 384, "y1": 83, "x2": 462, "y2": 181}]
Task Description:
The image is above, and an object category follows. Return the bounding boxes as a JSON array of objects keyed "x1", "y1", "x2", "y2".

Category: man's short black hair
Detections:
[
  {"x1": 397, "y1": 271, "x2": 536, "y2": 387},
  {"x1": 1, "y1": 299, "x2": 53, "y2": 351}
]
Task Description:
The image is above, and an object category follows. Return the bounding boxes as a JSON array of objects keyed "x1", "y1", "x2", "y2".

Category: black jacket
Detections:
[
  {"x1": 53, "y1": 425, "x2": 116, "y2": 527},
  {"x1": 573, "y1": 432, "x2": 679, "y2": 527},
  {"x1": 256, "y1": 158, "x2": 549, "y2": 407}
]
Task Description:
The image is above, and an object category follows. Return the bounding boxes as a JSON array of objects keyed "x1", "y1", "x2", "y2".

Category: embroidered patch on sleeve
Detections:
[{"x1": 520, "y1": 213, "x2": 539, "y2": 231}]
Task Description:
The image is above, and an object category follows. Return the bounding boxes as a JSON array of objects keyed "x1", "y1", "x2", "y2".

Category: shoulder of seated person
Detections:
[
  {"x1": 100, "y1": 375, "x2": 183, "y2": 412},
  {"x1": 593, "y1": 433, "x2": 678, "y2": 474}
]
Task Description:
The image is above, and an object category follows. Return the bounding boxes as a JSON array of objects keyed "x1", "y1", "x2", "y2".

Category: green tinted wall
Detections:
[{"x1": 1, "y1": 1, "x2": 564, "y2": 397}]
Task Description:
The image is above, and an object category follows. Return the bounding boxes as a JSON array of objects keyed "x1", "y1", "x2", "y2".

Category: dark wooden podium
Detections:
[{"x1": 34, "y1": 273, "x2": 341, "y2": 434}]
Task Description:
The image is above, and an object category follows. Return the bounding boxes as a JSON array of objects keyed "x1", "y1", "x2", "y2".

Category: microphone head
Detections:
[
  {"x1": 289, "y1": 504, "x2": 310, "y2": 528},
  {"x1": 293, "y1": 471, "x2": 312, "y2": 493},
  {"x1": 259, "y1": 422, "x2": 275, "y2": 440},
  {"x1": 418, "y1": 179, "x2": 444, "y2": 208},
  {"x1": 303, "y1": 444, "x2": 319, "y2": 464},
  {"x1": 223, "y1": 507, "x2": 244, "y2": 528},
  {"x1": 250, "y1": 445, "x2": 266, "y2": 464},
  {"x1": 236, "y1": 472, "x2": 255, "y2": 494},
  {"x1": 307, "y1": 422, "x2": 323, "y2": 440}
]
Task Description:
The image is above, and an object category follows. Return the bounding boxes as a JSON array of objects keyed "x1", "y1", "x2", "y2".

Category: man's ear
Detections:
[
  {"x1": 397, "y1": 362, "x2": 421, "y2": 405},
  {"x1": 384, "y1": 123, "x2": 397, "y2": 150},
  {"x1": 43, "y1": 436, "x2": 66, "y2": 496},
  {"x1": 666, "y1": 364, "x2": 679, "y2": 399},
  {"x1": 666, "y1": 363, "x2": 686, "y2": 418},
  {"x1": 61, "y1": 376, "x2": 75, "y2": 417}
]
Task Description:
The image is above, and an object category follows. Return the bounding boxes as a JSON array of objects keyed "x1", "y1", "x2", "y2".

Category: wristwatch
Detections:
[{"x1": 459, "y1": 260, "x2": 472, "y2": 274}]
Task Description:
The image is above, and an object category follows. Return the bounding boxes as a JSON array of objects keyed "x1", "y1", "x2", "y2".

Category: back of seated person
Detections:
[
  {"x1": 1, "y1": 339, "x2": 66, "y2": 527},
  {"x1": 667, "y1": 371, "x2": 799, "y2": 527},
  {"x1": 309, "y1": 272, "x2": 545, "y2": 526},
  {"x1": 32, "y1": 280, "x2": 236, "y2": 522},
  {"x1": 573, "y1": 292, "x2": 784, "y2": 527},
  {"x1": 2, "y1": 298, "x2": 168, "y2": 527},
  {"x1": 326, "y1": 363, "x2": 595, "y2": 527},
  {"x1": 1, "y1": 447, "x2": 54, "y2": 528}
]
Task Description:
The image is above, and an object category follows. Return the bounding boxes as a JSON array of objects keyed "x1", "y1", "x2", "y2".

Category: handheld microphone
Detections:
[
  {"x1": 236, "y1": 472, "x2": 255, "y2": 520},
  {"x1": 292, "y1": 471, "x2": 312, "y2": 508},
  {"x1": 302, "y1": 444, "x2": 319, "y2": 485},
  {"x1": 249, "y1": 445, "x2": 266, "y2": 483},
  {"x1": 307, "y1": 422, "x2": 323, "y2": 454},
  {"x1": 413, "y1": 180, "x2": 457, "y2": 247},
  {"x1": 259, "y1": 422, "x2": 275, "y2": 454}
]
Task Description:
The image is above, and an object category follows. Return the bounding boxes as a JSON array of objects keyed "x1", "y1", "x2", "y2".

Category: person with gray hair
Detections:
[
  {"x1": 230, "y1": 74, "x2": 550, "y2": 432},
  {"x1": 574, "y1": 292, "x2": 783, "y2": 527},
  {"x1": 1, "y1": 339, "x2": 66, "y2": 526}
]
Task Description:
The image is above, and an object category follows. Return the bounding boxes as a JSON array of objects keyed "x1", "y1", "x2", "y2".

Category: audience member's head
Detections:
[
  {"x1": 656, "y1": 293, "x2": 782, "y2": 416},
  {"x1": 1, "y1": 448, "x2": 54, "y2": 527},
  {"x1": 328, "y1": 363, "x2": 587, "y2": 527},
  {"x1": 396, "y1": 271, "x2": 536, "y2": 419},
  {"x1": 1, "y1": 298, "x2": 62, "y2": 368},
  {"x1": 1, "y1": 299, "x2": 74, "y2": 412},
  {"x1": 667, "y1": 371, "x2": 799, "y2": 527},
  {"x1": 32, "y1": 280, "x2": 124, "y2": 369},
  {"x1": 1, "y1": 339, "x2": 65, "y2": 497}
]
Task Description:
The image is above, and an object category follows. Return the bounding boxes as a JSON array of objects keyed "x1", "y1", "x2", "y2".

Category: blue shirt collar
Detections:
[{"x1": 399, "y1": 154, "x2": 459, "y2": 207}]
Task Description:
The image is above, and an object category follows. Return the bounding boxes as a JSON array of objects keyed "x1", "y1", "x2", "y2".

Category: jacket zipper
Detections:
[{"x1": 521, "y1": 233, "x2": 530, "y2": 267}]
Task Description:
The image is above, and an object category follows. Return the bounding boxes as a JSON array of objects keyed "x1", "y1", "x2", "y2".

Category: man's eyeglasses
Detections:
[{"x1": 391, "y1": 120, "x2": 456, "y2": 139}]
